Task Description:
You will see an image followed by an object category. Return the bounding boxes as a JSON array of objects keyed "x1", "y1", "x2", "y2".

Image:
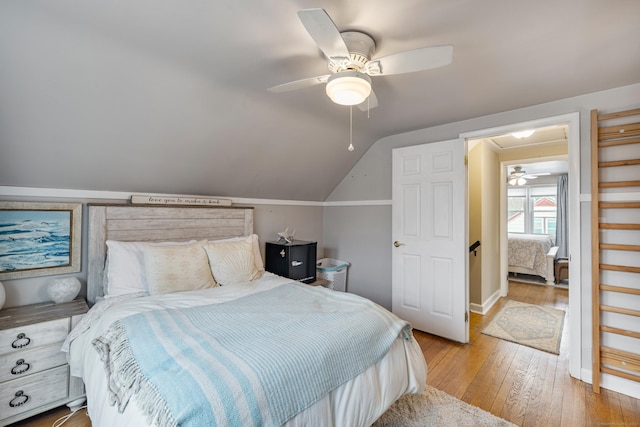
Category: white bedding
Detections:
[{"x1": 66, "y1": 273, "x2": 427, "y2": 427}]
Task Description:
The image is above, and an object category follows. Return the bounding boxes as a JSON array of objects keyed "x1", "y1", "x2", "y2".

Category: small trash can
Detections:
[{"x1": 316, "y1": 258, "x2": 350, "y2": 292}]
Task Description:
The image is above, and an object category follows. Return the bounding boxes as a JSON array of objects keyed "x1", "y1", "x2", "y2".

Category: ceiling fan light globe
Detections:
[
  {"x1": 326, "y1": 71, "x2": 372, "y2": 106},
  {"x1": 517, "y1": 177, "x2": 527, "y2": 186}
]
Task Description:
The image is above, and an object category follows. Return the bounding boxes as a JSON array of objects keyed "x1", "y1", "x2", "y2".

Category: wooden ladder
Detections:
[{"x1": 590, "y1": 107, "x2": 640, "y2": 393}]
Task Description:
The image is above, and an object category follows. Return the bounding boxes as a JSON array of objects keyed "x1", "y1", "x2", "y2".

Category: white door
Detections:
[{"x1": 392, "y1": 140, "x2": 468, "y2": 343}]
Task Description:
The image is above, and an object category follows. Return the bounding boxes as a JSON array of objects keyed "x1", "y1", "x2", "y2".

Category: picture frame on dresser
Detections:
[{"x1": 0, "y1": 202, "x2": 82, "y2": 280}]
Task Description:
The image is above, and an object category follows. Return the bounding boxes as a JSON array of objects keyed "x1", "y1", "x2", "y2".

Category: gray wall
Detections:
[
  {"x1": 322, "y1": 205, "x2": 392, "y2": 308},
  {"x1": 0, "y1": 192, "x2": 324, "y2": 308},
  {"x1": 323, "y1": 82, "x2": 640, "y2": 394}
]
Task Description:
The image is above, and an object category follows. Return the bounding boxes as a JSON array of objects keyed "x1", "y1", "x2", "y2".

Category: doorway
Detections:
[
  {"x1": 461, "y1": 112, "x2": 581, "y2": 379},
  {"x1": 503, "y1": 157, "x2": 569, "y2": 287}
]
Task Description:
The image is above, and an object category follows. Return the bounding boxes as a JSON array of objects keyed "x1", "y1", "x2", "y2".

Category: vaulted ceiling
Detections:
[{"x1": 1, "y1": 1, "x2": 639, "y2": 201}]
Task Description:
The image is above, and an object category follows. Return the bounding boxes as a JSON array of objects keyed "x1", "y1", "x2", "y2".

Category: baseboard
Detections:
[
  {"x1": 580, "y1": 368, "x2": 640, "y2": 399},
  {"x1": 469, "y1": 289, "x2": 502, "y2": 315}
]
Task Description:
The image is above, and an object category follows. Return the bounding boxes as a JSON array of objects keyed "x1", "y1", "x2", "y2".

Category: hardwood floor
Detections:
[
  {"x1": 9, "y1": 281, "x2": 640, "y2": 426},
  {"x1": 417, "y1": 281, "x2": 640, "y2": 427}
]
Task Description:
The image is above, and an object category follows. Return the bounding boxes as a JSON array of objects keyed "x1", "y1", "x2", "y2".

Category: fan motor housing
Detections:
[{"x1": 328, "y1": 31, "x2": 376, "y2": 72}]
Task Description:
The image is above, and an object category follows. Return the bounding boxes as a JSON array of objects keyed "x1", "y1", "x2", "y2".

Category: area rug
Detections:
[
  {"x1": 482, "y1": 299, "x2": 565, "y2": 354},
  {"x1": 373, "y1": 385, "x2": 516, "y2": 427}
]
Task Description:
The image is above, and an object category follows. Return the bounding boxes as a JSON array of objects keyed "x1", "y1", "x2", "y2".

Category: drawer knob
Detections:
[
  {"x1": 9, "y1": 391, "x2": 30, "y2": 408},
  {"x1": 11, "y1": 359, "x2": 31, "y2": 375},
  {"x1": 11, "y1": 333, "x2": 31, "y2": 349},
  {"x1": 291, "y1": 261, "x2": 303, "y2": 267}
]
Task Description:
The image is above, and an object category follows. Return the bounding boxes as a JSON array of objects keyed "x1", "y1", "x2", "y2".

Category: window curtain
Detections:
[{"x1": 555, "y1": 174, "x2": 569, "y2": 258}]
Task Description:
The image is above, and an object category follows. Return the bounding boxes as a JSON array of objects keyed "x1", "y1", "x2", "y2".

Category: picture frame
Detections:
[{"x1": 0, "y1": 201, "x2": 82, "y2": 280}]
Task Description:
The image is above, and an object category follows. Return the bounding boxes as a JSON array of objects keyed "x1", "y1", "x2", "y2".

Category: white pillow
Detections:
[
  {"x1": 104, "y1": 240, "x2": 195, "y2": 297},
  {"x1": 209, "y1": 234, "x2": 264, "y2": 273},
  {"x1": 144, "y1": 240, "x2": 217, "y2": 295},
  {"x1": 204, "y1": 238, "x2": 262, "y2": 285}
]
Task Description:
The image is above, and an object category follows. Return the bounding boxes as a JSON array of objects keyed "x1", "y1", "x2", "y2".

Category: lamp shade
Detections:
[{"x1": 326, "y1": 71, "x2": 372, "y2": 106}]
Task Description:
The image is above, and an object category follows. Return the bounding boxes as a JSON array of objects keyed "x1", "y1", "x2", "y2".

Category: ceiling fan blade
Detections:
[
  {"x1": 297, "y1": 8, "x2": 350, "y2": 61},
  {"x1": 267, "y1": 75, "x2": 330, "y2": 93},
  {"x1": 357, "y1": 90, "x2": 378, "y2": 111},
  {"x1": 371, "y1": 45, "x2": 453, "y2": 76},
  {"x1": 523, "y1": 175, "x2": 538, "y2": 179}
]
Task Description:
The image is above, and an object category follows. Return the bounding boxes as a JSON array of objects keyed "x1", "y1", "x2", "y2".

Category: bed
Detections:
[
  {"x1": 64, "y1": 204, "x2": 427, "y2": 427},
  {"x1": 507, "y1": 233, "x2": 559, "y2": 285}
]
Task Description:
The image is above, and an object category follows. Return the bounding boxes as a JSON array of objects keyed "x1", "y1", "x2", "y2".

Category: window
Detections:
[{"x1": 508, "y1": 185, "x2": 557, "y2": 235}]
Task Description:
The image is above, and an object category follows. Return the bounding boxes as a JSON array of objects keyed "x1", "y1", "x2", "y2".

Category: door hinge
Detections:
[
  {"x1": 465, "y1": 311, "x2": 469, "y2": 323},
  {"x1": 464, "y1": 155, "x2": 468, "y2": 166}
]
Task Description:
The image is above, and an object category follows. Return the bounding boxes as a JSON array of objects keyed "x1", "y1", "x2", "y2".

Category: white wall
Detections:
[
  {"x1": 324, "y1": 82, "x2": 640, "y2": 397},
  {"x1": 0, "y1": 189, "x2": 324, "y2": 308}
]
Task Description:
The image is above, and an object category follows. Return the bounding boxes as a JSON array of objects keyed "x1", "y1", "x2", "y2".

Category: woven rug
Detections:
[
  {"x1": 482, "y1": 300, "x2": 565, "y2": 354},
  {"x1": 373, "y1": 385, "x2": 516, "y2": 427}
]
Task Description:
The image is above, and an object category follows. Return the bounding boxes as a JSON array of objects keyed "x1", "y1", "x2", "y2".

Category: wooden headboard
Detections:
[{"x1": 87, "y1": 204, "x2": 254, "y2": 304}]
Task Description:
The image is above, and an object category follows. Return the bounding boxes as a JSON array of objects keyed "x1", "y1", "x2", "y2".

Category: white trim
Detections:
[
  {"x1": 580, "y1": 369, "x2": 640, "y2": 399},
  {"x1": 461, "y1": 111, "x2": 582, "y2": 380},
  {"x1": 459, "y1": 113, "x2": 580, "y2": 141},
  {"x1": 0, "y1": 186, "x2": 328, "y2": 206},
  {"x1": 0, "y1": 186, "x2": 133, "y2": 200},
  {"x1": 0, "y1": 186, "x2": 393, "y2": 207},
  {"x1": 323, "y1": 200, "x2": 392, "y2": 206},
  {"x1": 469, "y1": 289, "x2": 501, "y2": 315}
]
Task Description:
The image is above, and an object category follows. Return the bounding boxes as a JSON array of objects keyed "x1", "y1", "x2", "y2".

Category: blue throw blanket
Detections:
[{"x1": 93, "y1": 283, "x2": 412, "y2": 427}]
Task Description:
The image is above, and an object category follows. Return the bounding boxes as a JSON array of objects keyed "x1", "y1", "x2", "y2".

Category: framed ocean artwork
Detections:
[{"x1": 0, "y1": 202, "x2": 82, "y2": 280}]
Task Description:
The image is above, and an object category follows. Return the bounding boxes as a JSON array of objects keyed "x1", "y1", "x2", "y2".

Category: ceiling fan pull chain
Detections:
[{"x1": 348, "y1": 106, "x2": 354, "y2": 151}]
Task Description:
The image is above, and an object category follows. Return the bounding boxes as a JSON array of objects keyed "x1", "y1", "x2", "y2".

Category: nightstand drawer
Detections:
[
  {"x1": 0, "y1": 342, "x2": 67, "y2": 383},
  {"x1": 0, "y1": 365, "x2": 69, "y2": 420},
  {"x1": 0, "y1": 318, "x2": 69, "y2": 356}
]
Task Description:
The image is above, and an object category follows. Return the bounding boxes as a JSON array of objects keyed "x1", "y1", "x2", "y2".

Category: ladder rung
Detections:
[
  {"x1": 599, "y1": 181, "x2": 640, "y2": 189},
  {"x1": 600, "y1": 325, "x2": 640, "y2": 339},
  {"x1": 599, "y1": 122, "x2": 640, "y2": 140},
  {"x1": 598, "y1": 158, "x2": 640, "y2": 168},
  {"x1": 600, "y1": 264, "x2": 640, "y2": 274},
  {"x1": 600, "y1": 283, "x2": 640, "y2": 295},
  {"x1": 600, "y1": 366, "x2": 640, "y2": 383},
  {"x1": 599, "y1": 223, "x2": 640, "y2": 230},
  {"x1": 600, "y1": 201, "x2": 640, "y2": 208},
  {"x1": 601, "y1": 304, "x2": 640, "y2": 316},
  {"x1": 601, "y1": 346, "x2": 640, "y2": 375},
  {"x1": 599, "y1": 136, "x2": 640, "y2": 147},
  {"x1": 600, "y1": 243, "x2": 640, "y2": 252},
  {"x1": 598, "y1": 108, "x2": 640, "y2": 121}
]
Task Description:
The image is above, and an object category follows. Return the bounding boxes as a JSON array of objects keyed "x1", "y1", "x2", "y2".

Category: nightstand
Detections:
[
  {"x1": 265, "y1": 240, "x2": 317, "y2": 284},
  {"x1": 0, "y1": 298, "x2": 88, "y2": 426}
]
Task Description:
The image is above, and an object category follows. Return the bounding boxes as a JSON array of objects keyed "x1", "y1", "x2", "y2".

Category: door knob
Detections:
[{"x1": 394, "y1": 241, "x2": 405, "y2": 247}]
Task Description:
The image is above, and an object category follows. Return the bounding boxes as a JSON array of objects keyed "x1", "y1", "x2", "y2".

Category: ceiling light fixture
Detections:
[
  {"x1": 326, "y1": 71, "x2": 372, "y2": 106},
  {"x1": 508, "y1": 177, "x2": 527, "y2": 186},
  {"x1": 512, "y1": 129, "x2": 535, "y2": 139}
]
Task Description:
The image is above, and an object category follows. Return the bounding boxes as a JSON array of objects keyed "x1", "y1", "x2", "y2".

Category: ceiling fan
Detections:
[
  {"x1": 508, "y1": 166, "x2": 550, "y2": 186},
  {"x1": 268, "y1": 8, "x2": 453, "y2": 111}
]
